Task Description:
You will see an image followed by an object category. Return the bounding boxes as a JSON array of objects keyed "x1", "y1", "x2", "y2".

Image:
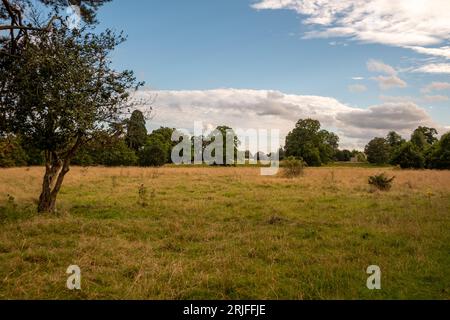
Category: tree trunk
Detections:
[{"x1": 37, "y1": 142, "x2": 79, "y2": 213}]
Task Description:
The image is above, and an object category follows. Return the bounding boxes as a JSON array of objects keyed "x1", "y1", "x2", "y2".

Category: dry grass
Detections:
[{"x1": 0, "y1": 166, "x2": 449, "y2": 299}]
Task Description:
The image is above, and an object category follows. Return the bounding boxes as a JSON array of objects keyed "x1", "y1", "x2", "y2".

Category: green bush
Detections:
[
  {"x1": 368, "y1": 173, "x2": 395, "y2": 191},
  {"x1": 282, "y1": 156, "x2": 305, "y2": 178}
]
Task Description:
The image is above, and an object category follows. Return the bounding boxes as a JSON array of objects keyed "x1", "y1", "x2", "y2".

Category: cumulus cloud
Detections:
[
  {"x1": 251, "y1": 0, "x2": 450, "y2": 49},
  {"x1": 421, "y1": 81, "x2": 450, "y2": 93},
  {"x1": 134, "y1": 88, "x2": 443, "y2": 149},
  {"x1": 348, "y1": 84, "x2": 367, "y2": 93}
]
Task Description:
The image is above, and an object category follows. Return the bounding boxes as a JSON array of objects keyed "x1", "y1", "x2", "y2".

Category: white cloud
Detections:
[
  {"x1": 405, "y1": 46, "x2": 450, "y2": 59},
  {"x1": 423, "y1": 95, "x2": 449, "y2": 102},
  {"x1": 380, "y1": 95, "x2": 417, "y2": 103},
  {"x1": 413, "y1": 63, "x2": 450, "y2": 74},
  {"x1": 421, "y1": 81, "x2": 450, "y2": 93},
  {"x1": 348, "y1": 84, "x2": 367, "y2": 93},
  {"x1": 352, "y1": 77, "x2": 364, "y2": 80},
  {"x1": 134, "y1": 88, "x2": 443, "y2": 149},
  {"x1": 367, "y1": 59, "x2": 397, "y2": 75},
  {"x1": 366, "y1": 59, "x2": 407, "y2": 89},
  {"x1": 371, "y1": 75, "x2": 407, "y2": 90},
  {"x1": 252, "y1": 0, "x2": 450, "y2": 49}
]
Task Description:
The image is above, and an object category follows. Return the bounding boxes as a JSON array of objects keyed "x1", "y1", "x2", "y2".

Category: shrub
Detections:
[
  {"x1": 282, "y1": 156, "x2": 305, "y2": 178},
  {"x1": 368, "y1": 173, "x2": 395, "y2": 191}
]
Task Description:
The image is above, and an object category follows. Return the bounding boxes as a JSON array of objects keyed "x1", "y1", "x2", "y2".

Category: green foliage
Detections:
[
  {"x1": 335, "y1": 149, "x2": 352, "y2": 162},
  {"x1": 282, "y1": 156, "x2": 305, "y2": 178},
  {"x1": 285, "y1": 119, "x2": 339, "y2": 166},
  {"x1": 386, "y1": 131, "x2": 405, "y2": 148},
  {"x1": 412, "y1": 127, "x2": 438, "y2": 146},
  {"x1": 368, "y1": 173, "x2": 395, "y2": 191},
  {"x1": 390, "y1": 142, "x2": 425, "y2": 169},
  {"x1": 365, "y1": 137, "x2": 391, "y2": 164},
  {"x1": 427, "y1": 132, "x2": 450, "y2": 169},
  {"x1": 138, "y1": 138, "x2": 168, "y2": 167},
  {"x1": 0, "y1": 136, "x2": 28, "y2": 167},
  {"x1": 125, "y1": 110, "x2": 148, "y2": 151}
]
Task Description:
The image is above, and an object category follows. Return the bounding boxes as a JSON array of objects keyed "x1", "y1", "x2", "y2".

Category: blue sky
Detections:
[{"x1": 96, "y1": 0, "x2": 450, "y2": 149}]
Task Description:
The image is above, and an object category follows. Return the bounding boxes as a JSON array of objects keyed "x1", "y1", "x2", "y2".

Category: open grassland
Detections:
[{"x1": 0, "y1": 166, "x2": 449, "y2": 299}]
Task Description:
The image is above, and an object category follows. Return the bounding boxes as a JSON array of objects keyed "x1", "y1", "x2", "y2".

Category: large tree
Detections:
[
  {"x1": 364, "y1": 137, "x2": 390, "y2": 165},
  {"x1": 125, "y1": 110, "x2": 147, "y2": 151},
  {"x1": 285, "y1": 119, "x2": 339, "y2": 166},
  {"x1": 1, "y1": 7, "x2": 143, "y2": 212}
]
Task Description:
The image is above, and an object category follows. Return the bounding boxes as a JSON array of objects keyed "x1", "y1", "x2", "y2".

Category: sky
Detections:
[{"x1": 96, "y1": 0, "x2": 450, "y2": 150}]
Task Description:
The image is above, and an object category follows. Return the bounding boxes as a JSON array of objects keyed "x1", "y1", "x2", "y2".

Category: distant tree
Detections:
[
  {"x1": 285, "y1": 119, "x2": 339, "y2": 166},
  {"x1": 125, "y1": 110, "x2": 147, "y2": 151},
  {"x1": 365, "y1": 137, "x2": 390, "y2": 164},
  {"x1": 205, "y1": 126, "x2": 240, "y2": 165},
  {"x1": 427, "y1": 132, "x2": 450, "y2": 169},
  {"x1": 412, "y1": 126, "x2": 438, "y2": 146},
  {"x1": 277, "y1": 147, "x2": 285, "y2": 161},
  {"x1": 254, "y1": 152, "x2": 269, "y2": 161},
  {"x1": 0, "y1": 135, "x2": 28, "y2": 167},
  {"x1": 149, "y1": 127, "x2": 177, "y2": 163},
  {"x1": 411, "y1": 130, "x2": 429, "y2": 150},
  {"x1": 386, "y1": 131, "x2": 405, "y2": 148},
  {"x1": 335, "y1": 149, "x2": 352, "y2": 162},
  {"x1": 138, "y1": 138, "x2": 168, "y2": 167},
  {"x1": 99, "y1": 139, "x2": 138, "y2": 166},
  {"x1": 390, "y1": 142, "x2": 425, "y2": 169},
  {"x1": 72, "y1": 134, "x2": 137, "y2": 167},
  {"x1": 244, "y1": 150, "x2": 253, "y2": 160}
]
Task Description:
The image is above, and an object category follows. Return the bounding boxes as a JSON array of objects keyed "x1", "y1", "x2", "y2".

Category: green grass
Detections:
[{"x1": 0, "y1": 166, "x2": 449, "y2": 299}]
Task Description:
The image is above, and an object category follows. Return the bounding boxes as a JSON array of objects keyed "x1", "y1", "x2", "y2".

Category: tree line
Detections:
[{"x1": 2, "y1": 113, "x2": 449, "y2": 169}]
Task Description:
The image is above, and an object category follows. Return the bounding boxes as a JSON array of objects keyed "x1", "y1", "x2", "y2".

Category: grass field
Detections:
[{"x1": 0, "y1": 166, "x2": 449, "y2": 299}]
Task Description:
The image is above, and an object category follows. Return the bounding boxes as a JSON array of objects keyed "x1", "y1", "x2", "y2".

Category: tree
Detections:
[
  {"x1": 427, "y1": 132, "x2": 450, "y2": 169},
  {"x1": 411, "y1": 130, "x2": 429, "y2": 150},
  {"x1": 150, "y1": 127, "x2": 176, "y2": 163},
  {"x1": 285, "y1": 119, "x2": 339, "y2": 166},
  {"x1": 1, "y1": 16, "x2": 143, "y2": 212},
  {"x1": 390, "y1": 142, "x2": 425, "y2": 169},
  {"x1": 125, "y1": 110, "x2": 147, "y2": 151},
  {"x1": 412, "y1": 126, "x2": 438, "y2": 146},
  {"x1": 138, "y1": 138, "x2": 168, "y2": 167},
  {"x1": 335, "y1": 149, "x2": 352, "y2": 162},
  {"x1": 205, "y1": 125, "x2": 240, "y2": 166},
  {"x1": 0, "y1": 135, "x2": 27, "y2": 167},
  {"x1": 386, "y1": 131, "x2": 405, "y2": 148},
  {"x1": 364, "y1": 137, "x2": 390, "y2": 164}
]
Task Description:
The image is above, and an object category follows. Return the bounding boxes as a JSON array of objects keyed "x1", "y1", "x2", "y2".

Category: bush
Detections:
[
  {"x1": 368, "y1": 173, "x2": 395, "y2": 191},
  {"x1": 282, "y1": 156, "x2": 305, "y2": 178}
]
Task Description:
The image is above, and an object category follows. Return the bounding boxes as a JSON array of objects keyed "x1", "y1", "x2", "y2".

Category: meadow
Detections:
[{"x1": 0, "y1": 166, "x2": 449, "y2": 299}]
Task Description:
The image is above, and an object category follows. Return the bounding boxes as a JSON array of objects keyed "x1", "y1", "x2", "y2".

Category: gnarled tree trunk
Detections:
[{"x1": 37, "y1": 139, "x2": 81, "y2": 213}]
